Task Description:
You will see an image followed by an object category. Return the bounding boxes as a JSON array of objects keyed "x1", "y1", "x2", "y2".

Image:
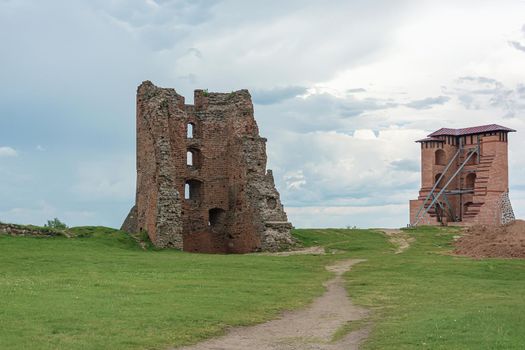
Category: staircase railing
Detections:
[
  {"x1": 413, "y1": 147, "x2": 478, "y2": 226},
  {"x1": 412, "y1": 148, "x2": 461, "y2": 225}
]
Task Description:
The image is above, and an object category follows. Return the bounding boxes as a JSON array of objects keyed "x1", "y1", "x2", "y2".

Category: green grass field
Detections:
[
  {"x1": 1, "y1": 226, "x2": 524, "y2": 349},
  {"x1": 296, "y1": 227, "x2": 525, "y2": 349}
]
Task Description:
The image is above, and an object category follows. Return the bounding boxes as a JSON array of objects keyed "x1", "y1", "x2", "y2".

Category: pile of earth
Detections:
[{"x1": 454, "y1": 220, "x2": 525, "y2": 258}]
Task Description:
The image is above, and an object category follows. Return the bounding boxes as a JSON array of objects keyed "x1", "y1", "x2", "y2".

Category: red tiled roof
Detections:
[
  {"x1": 428, "y1": 124, "x2": 516, "y2": 137},
  {"x1": 416, "y1": 137, "x2": 445, "y2": 143}
]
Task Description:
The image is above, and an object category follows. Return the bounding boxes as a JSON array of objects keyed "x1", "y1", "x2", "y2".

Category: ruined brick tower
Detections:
[
  {"x1": 122, "y1": 81, "x2": 294, "y2": 253},
  {"x1": 410, "y1": 124, "x2": 516, "y2": 226}
]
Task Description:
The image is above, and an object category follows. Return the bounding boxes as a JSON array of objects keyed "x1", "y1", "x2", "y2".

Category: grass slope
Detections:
[
  {"x1": 296, "y1": 226, "x2": 525, "y2": 349},
  {"x1": 1, "y1": 226, "x2": 524, "y2": 349},
  {"x1": 0, "y1": 227, "x2": 336, "y2": 350}
]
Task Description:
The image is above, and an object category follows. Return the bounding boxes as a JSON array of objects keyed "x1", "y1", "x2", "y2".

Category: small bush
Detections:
[{"x1": 44, "y1": 218, "x2": 68, "y2": 230}]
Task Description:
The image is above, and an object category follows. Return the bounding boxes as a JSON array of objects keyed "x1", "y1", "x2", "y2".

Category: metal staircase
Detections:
[{"x1": 412, "y1": 144, "x2": 480, "y2": 227}]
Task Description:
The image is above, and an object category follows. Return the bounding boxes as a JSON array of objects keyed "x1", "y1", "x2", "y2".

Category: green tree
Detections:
[{"x1": 45, "y1": 218, "x2": 68, "y2": 230}]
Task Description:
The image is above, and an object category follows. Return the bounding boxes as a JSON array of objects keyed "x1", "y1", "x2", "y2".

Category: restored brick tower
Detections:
[
  {"x1": 122, "y1": 81, "x2": 294, "y2": 253},
  {"x1": 410, "y1": 124, "x2": 516, "y2": 226}
]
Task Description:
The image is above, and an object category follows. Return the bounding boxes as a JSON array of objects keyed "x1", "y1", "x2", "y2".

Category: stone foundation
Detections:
[
  {"x1": 0, "y1": 223, "x2": 66, "y2": 237},
  {"x1": 499, "y1": 191, "x2": 515, "y2": 225}
]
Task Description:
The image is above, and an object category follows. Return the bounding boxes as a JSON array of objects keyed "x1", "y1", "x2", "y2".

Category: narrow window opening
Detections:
[
  {"x1": 187, "y1": 123, "x2": 194, "y2": 139},
  {"x1": 185, "y1": 180, "x2": 203, "y2": 201},
  {"x1": 184, "y1": 183, "x2": 190, "y2": 199},
  {"x1": 186, "y1": 148, "x2": 201, "y2": 169}
]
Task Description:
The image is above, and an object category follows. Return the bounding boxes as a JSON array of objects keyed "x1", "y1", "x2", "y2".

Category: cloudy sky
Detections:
[{"x1": 1, "y1": 0, "x2": 524, "y2": 229}]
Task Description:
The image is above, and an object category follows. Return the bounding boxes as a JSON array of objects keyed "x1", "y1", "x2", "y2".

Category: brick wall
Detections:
[
  {"x1": 410, "y1": 131, "x2": 515, "y2": 226},
  {"x1": 122, "y1": 82, "x2": 294, "y2": 253}
]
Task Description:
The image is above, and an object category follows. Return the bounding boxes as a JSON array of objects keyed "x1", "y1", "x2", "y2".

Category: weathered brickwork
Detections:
[
  {"x1": 122, "y1": 81, "x2": 293, "y2": 253},
  {"x1": 410, "y1": 124, "x2": 516, "y2": 226}
]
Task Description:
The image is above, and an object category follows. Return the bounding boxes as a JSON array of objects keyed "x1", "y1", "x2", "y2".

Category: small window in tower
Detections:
[
  {"x1": 187, "y1": 123, "x2": 194, "y2": 138},
  {"x1": 184, "y1": 183, "x2": 190, "y2": 199},
  {"x1": 184, "y1": 179, "x2": 203, "y2": 201},
  {"x1": 435, "y1": 149, "x2": 446, "y2": 166},
  {"x1": 186, "y1": 148, "x2": 201, "y2": 169}
]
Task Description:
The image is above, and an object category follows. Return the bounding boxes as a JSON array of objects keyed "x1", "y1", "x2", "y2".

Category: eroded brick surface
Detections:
[{"x1": 122, "y1": 81, "x2": 293, "y2": 253}]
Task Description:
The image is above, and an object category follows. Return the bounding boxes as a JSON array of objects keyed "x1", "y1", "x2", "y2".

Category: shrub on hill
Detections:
[{"x1": 44, "y1": 218, "x2": 68, "y2": 230}]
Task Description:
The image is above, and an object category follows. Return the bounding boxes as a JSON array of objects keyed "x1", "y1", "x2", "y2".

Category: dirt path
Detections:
[
  {"x1": 257, "y1": 246, "x2": 326, "y2": 256},
  {"x1": 379, "y1": 229, "x2": 414, "y2": 254},
  {"x1": 175, "y1": 259, "x2": 370, "y2": 350}
]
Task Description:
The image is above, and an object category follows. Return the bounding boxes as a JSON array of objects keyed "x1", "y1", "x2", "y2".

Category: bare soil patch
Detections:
[
  {"x1": 175, "y1": 259, "x2": 370, "y2": 350},
  {"x1": 258, "y1": 246, "x2": 326, "y2": 256},
  {"x1": 454, "y1": 220, "x2": 525, "y2": 258},
  {"x1": 379, "y1": 229, "x2": 414, "y2": 254}
]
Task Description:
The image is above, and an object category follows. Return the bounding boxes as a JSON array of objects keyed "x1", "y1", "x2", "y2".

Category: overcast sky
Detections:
[{"x1": 1, "y1": 0, "x2": 524, "y2": 228}]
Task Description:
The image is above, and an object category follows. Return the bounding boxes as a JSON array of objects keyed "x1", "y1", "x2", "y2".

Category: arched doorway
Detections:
[{"x1": 208, "y1": 208, "x2": 226, "y2": 230}]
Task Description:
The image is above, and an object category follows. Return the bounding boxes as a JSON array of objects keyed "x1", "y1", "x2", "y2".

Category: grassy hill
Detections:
[{"x1": 1, "y1": 226, "x2": 524, "y2": 349}]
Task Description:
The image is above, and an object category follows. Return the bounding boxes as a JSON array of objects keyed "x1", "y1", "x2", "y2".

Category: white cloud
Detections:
[
  {"x1": 165, "y1": 1, "x2": 410, "y2": 91},
  {"x1": 287, "y1": 204, "x2": 406, "y2": 228},
  {"x1": 283, "y1": 170, "x2": 306, "y2": 190},
  {"x1": 0, "y1": 200, "x2": 96, "y2": 227},
  {"x1": 0, "y1": 200, "x2": 56, "y2": 225},
  {"x1": 0, "y1": 146, "x2": 17, "y2": 157},
  {"x1": 70, "y1": 156, "x2": 135, "y2": 200},
  {"x1": 1, "y1": 1, "x2": 525, "y2": 228},
  {"x1": 270, "y1": 128, "x2": 425, "y2": 212},
  {"x1": 353, "y1": 129, "x2": 377, "y2": 140}
]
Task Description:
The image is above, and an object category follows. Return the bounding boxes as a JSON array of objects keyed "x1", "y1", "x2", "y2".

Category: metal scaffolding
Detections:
[{"x1": 412, "y1": 141, "x2": 480, "y2": 227}]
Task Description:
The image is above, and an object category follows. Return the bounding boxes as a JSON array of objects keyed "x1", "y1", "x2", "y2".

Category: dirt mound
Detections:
[{"x1": 454, "y1": 220, "x2": 525, "y2": 258}]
